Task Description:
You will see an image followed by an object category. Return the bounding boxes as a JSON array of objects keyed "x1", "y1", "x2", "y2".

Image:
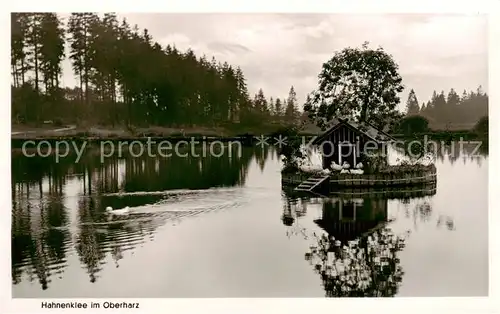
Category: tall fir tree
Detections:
[
  {"x1": 285, "y1": 86, "x2": 298, "y2": 123},
  {"x1": 405, "y1": 89, "x2": 420, "y2": 115},
  {"x1": 274, "y1": 98, "x2": 283, "y2": 120},
  {"x1": 39, "y1": 13, "x2": 65, "y2": 95}
]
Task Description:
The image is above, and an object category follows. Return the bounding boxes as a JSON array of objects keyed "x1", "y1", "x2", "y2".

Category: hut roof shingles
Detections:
[{"x1": 313, "y1": 118, "x2": 396, "y2": 144}]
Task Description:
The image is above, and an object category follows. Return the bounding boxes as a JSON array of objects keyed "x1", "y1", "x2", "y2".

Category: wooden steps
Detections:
[{"x1": 294, "y1": 175, "x2": 330, "y2": 192}]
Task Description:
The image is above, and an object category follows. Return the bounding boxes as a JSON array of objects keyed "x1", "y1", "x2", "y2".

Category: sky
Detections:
[{"x1": 59, "y1": 13, "x2": 488, "y2": 111}]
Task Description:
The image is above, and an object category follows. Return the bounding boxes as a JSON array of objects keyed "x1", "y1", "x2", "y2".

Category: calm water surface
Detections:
[{"x1": 11, "y1": 144, "x2": 488, "y2": 297}]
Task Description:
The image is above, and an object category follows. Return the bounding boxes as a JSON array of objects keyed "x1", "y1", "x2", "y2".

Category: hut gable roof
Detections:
[{"x1": 312, "y1": 118, "x2": 396, "y2": 145}]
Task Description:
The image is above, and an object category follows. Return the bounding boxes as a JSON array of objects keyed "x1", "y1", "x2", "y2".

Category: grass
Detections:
[
  {"x1": 10, "y1": 122, "x2": 308, "y2": 140},
  {"x1": 11, "y1": 122, "x2": 487, "y2": 140}
]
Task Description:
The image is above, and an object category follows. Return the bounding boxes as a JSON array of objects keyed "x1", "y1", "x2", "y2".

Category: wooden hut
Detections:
[{"x1": 311, "y1": 118, "x2": 396, "y2": 169}]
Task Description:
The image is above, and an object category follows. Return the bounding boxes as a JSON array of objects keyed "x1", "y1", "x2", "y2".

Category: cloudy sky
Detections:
[{"x1": 60, "y1": 13, "x2": 488, "y2": 111}]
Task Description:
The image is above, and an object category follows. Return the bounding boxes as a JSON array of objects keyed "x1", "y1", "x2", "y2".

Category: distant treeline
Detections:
[
  {"x1": 11, "y1": 13, "x2": 302, "y2": 129},
  {"x1": 12, "y1": 13, "x2": 487, "y2": 133},
  {"x1": 404, "y1": 87, "x2": 488, "y2": 129}
]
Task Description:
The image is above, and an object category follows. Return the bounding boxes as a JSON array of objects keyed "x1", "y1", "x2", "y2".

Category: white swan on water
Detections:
[{"x1": 105, "y1": 206, "x2": 130, "y2": 215}]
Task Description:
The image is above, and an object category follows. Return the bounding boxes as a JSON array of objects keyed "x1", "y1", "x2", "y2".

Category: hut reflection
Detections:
[
  {"x1": 315, "y1": 197, "x2": 388, "y2": 244},
  {"x1": 280, "y1": 188, "x2": 459, "y2": 297},
  {"x1": 304, "y1": 197, "x2": 404, "y2": 297}
]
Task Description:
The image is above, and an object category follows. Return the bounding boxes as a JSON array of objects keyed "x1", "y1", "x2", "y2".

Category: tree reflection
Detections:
[
  {"x1": 305, "y1": 228, "x2": 406, "y2": 297},
  {"x1": 12, "y1": 146, "x2": 263, "y2": 289},
  {"x1": 281, "y1": 187, "x2": 455, "y2": 297},
  {"x1": 436, "y1": 215, "x2": 455, "y2": 231},
  {"x1": 254, "y1": 146, "x2": 273, "y2": 173},
  {"x1": 399, "y1": 197, "x2": 455, "y2": 232},
  {"x1": 394, "y1": 140, "x2": 488, "y2": 165},
  {"x1": 281, "y1": 188, "x2": 316, "y2": 238},
  {"x1": 11, "y1": 178, "x2": 70, "y2": 290},
  {"x1": 433, "y1": 142, "x2": 487, "y2": 163},
  {"x1": 306, "y1": 197, "x2": 405, "y2": 297},
  {"x1": 75, "y1": 197, "x2": 107, "y2": 283},
  {"x1": 114, "y1": 145, "x2": 255, "y2": 193}
]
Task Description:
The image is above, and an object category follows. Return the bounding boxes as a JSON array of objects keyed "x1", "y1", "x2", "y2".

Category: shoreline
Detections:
[
  {"x1": 11, "y1": 131, "x2": 486, "y2": 141},
  {"x1": 12, "y1": 123, "x2": 485, "y2": 138},
  {"x1": 11, "y1": 124, "x2": 487, "y2": 151}
]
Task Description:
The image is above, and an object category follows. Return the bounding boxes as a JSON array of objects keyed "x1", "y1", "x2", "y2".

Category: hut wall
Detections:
[{"x1": 320, "y1": 124, "x2": 382, "y2": 168}]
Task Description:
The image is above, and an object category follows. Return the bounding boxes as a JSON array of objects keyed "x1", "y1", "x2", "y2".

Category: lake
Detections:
[{"x1": 11, "y1": 143, "x2": 488, "y2": 297}]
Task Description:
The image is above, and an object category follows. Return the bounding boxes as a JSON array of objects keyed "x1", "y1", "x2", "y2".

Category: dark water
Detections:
[{"x1": 11, "y1": 144, "x2": 488, "y2": 297}]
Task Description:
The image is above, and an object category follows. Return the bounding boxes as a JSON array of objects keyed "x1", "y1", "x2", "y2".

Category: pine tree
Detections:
[
  {"x1": 285, "y1": 86, "x2": 298, "y2": 124},
  {"x1": 253, "y1": 89, "x2": 268, "y2": 115},
  {"x1": 68, "y1": 13, "x2": 98, "y2": 105},
  {"x1": 25, "y1": 13, "x2": 44, "y2": 93},
  {"x1": 462, "y1": 89, "x2": 468, "y2": 101},
  {"x1": 268, "y1": 97, "x2": 274, "y2": 117},
  {"x1": 11, "y1": 13, "x2": 31, "y2": 87},
  {"x1": 420, "y1": 102, "x2": 426, "y2": 114},
  {"x1": 445, "y1": 88, "x2": 460, "y2": 124},
  {"x1": 274, "y1": 98, "x2": 283, "y2": 120},
  {"x1": 447, "y1": 88, "x2": 460, "y2": 106},
  {"x1": 39, "y1": 13, "x2": 65, "y2": 95},
  {"x1": 433, "y1": 91, "x2": 447, "y2": 124},
  {"x1": 405, "y1": 89, "x2": 420, "y2": 115}
]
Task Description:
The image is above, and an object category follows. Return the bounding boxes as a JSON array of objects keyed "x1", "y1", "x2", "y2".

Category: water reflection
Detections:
[
  {"x1": 11, "y1": 146, "x2": 262, "y2": 290},
  {"x1": 305, "y1": 228, "x2": 406, "y2": 297},
  {"x1": 311, "y1": 197, "x2": 404, "y2": 297},
  {"x1": 11, "y1": 142, "x2": 486, "y2": 297},
  {"x1": 280, "y1": 183, "x2": 460, "y2": 297},
  {"x1": 11, "y1": 179, "x2": 71, "y2": 290},
  {"x1": 434, "y1": 141, "x2": 488, "y2": 166},
  {"x1": 395, "y1": 140, "x2": 488, "y2": 166}
]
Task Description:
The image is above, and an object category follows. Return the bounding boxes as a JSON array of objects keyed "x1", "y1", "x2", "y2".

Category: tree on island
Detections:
[{"x1": 304, "y1": 42, "x2": 404, "y2": 131}]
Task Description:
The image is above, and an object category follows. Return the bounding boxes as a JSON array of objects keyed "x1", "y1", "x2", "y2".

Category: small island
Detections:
[
  {"x1": 281, "y1": 118, "x2": 437, "y2": 194},
  {"x1": 280, "y1": 44, "x2": 437, "y2": 195}
]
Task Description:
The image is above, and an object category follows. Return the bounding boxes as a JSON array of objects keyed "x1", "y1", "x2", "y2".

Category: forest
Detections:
[
  {"x1": 11, "y1": 13, "x2": 301, "y2": 132},
  {"x1": 404, "y1": 87, "x2": 488, "y2": 130},
  {"x1": 11, "y1": 13, "x2": 488, "y2": 134}
]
